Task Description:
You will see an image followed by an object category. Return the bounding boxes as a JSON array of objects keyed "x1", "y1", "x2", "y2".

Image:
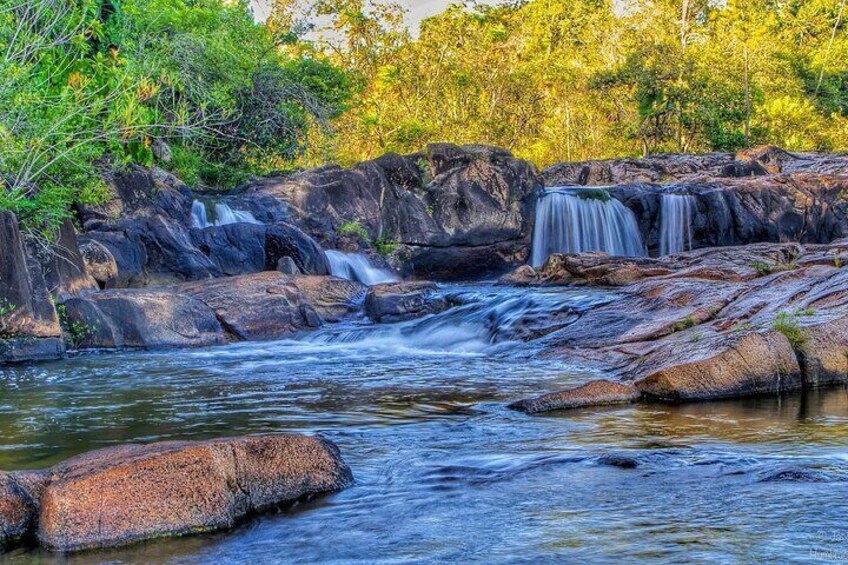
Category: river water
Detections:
[{"x1": 1, "y1": 285, "x2": 847, "y2": 563}]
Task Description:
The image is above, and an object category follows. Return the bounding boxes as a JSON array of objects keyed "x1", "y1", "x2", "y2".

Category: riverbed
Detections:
[{"x1": 1, "y1": 285, "x2": 847, "y2": 563}]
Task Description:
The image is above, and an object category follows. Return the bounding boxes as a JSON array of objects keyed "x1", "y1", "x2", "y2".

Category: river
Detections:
[{"x1": 1, "y1": 285, "x2": 846, "y2": 563}]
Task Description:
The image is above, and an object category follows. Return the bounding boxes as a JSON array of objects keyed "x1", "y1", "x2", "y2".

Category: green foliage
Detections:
[
  {"x1": 374, "y1": 235, "x2": 399, "y2": 257},
  {"x1": 56, "y1": 303, "x2": 98, "y2": 350},
  {"x1": 338, "y1": 221, "x2": 368, "y2": 240},
  {"x1": 751, "y1": 261, "x2": 775, "y2": 277},
  {"x1": 772, "y1": 311, "x2": 807, "y2": 351},
  {"x1": 1, "y1": 0, "x2": 352, "y2": 233},
  {"x1": 0, "y1": 298, "x2": 17, "y2": 338},
  {"x1": 674, "y1": 315, "x2": 699, "y2": 332}
]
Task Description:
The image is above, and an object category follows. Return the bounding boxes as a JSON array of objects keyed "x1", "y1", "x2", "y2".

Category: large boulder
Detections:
[
  {"x1": 34, "y1": 219, "x2": 98, "y2": 300},
  {"x1": 176, "y1": 272, "x2": 322, "y2": 340},
  {"x1": 190, "y1": 222, "x2": 267, "y2": 276},
  {"x1": 60, "y1": 289, "x2": 225, "y2": 349},
  {"x1": 0, "y1": 211, "x2": 64, "y2": 363},
  {"x1": 0, "y1": 434, "x2": 351, "y2": 552},
  {"x1": 364, "y1": 281, "x2": 448, "y2": 323},
  {"x1": 265, "y1": 222, "x2": 330, "y2": 276},
  {"x1": 290, "y1": 275, "x2": 365, "y2": 322},
  {"x1": 0, "y1": 472, "x2": 40, "y2": 546},
  {"x1": 78, "y1": 230, "x2": 148, "y2": 288}
]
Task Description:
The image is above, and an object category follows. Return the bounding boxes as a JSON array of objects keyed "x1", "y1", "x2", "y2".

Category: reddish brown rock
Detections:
[
  {"x1": 35, "y1": 434, "x2": 351, "y2": 552},
  {"x1": 290, "y1": 275, "x2": 365, "y2": 322},
  {"x1": 177, "y1": 272, "x2": 321, "y2": 340},
  {"x1": 0, "y1": 473, "x2": 43, "y2": 546},
  {"x1": 510, "y1": 380, "x2": 641, "y2": 414}
]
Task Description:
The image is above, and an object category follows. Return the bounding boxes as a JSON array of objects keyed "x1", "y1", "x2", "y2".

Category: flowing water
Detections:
[
  {"x1": 325, "y1": 250, "x2": 399, "y2": 286},
  {"x1": 531, "y1": 188, "x2": 645, "y2": 267},
  {"x1": 659, "y1": 194, "x2": 695, "y2": 256},
  {"x1": 1, "y1": 285, "x2": 847, "y2": 564},
  {"x1": 191, "y1": 200, "x2": 261, "y2": 228}
]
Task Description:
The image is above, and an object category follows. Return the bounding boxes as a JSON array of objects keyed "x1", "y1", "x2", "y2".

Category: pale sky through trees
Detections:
[{"x1": 250, "y1": 0, "x2": 502, "y2": 28}]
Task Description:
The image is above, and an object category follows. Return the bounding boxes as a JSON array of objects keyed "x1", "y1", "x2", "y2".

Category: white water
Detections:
[
  {"x1": 325, "y1": 250, "x2": 399, "y2": 286},
  {"x1": 531, "y1": 187, "x2": 645, "y2": 267},
  {"x1": 191, "y1": 199, "x2": 261, "y2": 228},
  {"x1": 659, "y1": 194, "x2": 695, "y2": 255}
]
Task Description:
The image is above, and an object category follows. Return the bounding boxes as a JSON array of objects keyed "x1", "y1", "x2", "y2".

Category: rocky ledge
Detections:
[
  {"x1": 508, "y1": 240, "x2": 848, "y2": 412},
  {"x1": 0, "y1": 434, "x2": 351, "y2": 552}
]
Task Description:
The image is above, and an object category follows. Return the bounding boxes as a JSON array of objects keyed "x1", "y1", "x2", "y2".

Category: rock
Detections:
[
  {"x1": 510, "y1": 380, "x2": 641, "y2": 414},
  {"x1": 0, "y1": 211, "x2": 64, "y2": 363},
  {"x1": 276, "y1": 256, "x2": 301, "y2": 275},
  {"x1": 290, "y1": 275, "x2": 365, "y2": 322},
  {"x1": 190, "y1": 222, "x2": 267, "y2": 276},
  {"x1": 35, "y1": 219, "x2": 98, "y2": 300},
  {"x1": 635, "y1": 330, "x2": 802, "y2": 402},
  {"x1": 265, "y1": 222, "x2": 330, "y2": 276},
  {"x1": 364, "y1": 281, "x2": 448, "y2": 323},
  {"x1": 176, "y1": 272, "x2": 321, "y2": 340},
  {"x1": 79, "y1": 239, "x2": 118, "y2": 287},
  {"x1": 0, "y1": 472, "x2": 40, "y2": 546},
  {"x1": 26, "y1": 434, "x2": 352, "y2": 552},
  {"x1": 760, "y1": 468, "x2": 831, "y2": 483},
  {"x1": 78, "y1": 231, "x2": 148, "y2": 288},
  {"x1": 596, "y1": 454, "x2": 639, "y2": 469},
  {"x1": 60, "y1": 289, "x2": 225, "y2": 349},
  {"x1": 235, "y1": 144, "x2": 541, "y2": 279}
]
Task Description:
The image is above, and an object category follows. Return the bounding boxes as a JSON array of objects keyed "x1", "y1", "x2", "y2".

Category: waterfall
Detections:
[
  {"x1": 530, "y1": 187, "x2": 645, "y2": 268},
  {"x1": 325, "y1": 250, "x2": 399, "y2": 286},
  {"x1": 659, "y1": 194, "x2": 695, "y2": 255},
  {"x1": 191, "y1": 200, "x2": 261, "y2": 228},
  {"x1": 191, "y1": 200, "x2": 209, "y2": 228}
]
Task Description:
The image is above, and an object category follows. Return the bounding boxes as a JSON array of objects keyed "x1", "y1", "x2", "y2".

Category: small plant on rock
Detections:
[
  {"x1": 772, "y1": 312, "x2": 806, "y2": 351},
  {"x1": 56, "y1": 304, "x2": 98, "y2": 350},
  {"x1": 338, "y1": 221, "x2": 369, "y2": 241},
  {"x1": 674, "y1": 315, "x2": 698, "y2": 332},
  {"x1": 0, "y1": 299, "x2": 18, "y2": 339},
  {"x1": 374, "y1": 235, "x2": 399, "y2": 257},
  {"x1": 750, "y1": 261, "x2": 774, "y2": 277}
]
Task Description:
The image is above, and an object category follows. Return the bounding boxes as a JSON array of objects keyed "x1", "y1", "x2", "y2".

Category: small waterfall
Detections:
[
  {"x1": 191, "y1": 200, "x2": 261, "y2": 228},
  {"x1": 530, "y1": 187, "x2": 645, "y2": 267},
  {"x1": 191, "y1": 200, "x2": 209, "y2": 228},
  {"x1": 325, "y1": 250, "x2": 399, "y2": 286},
  {"x1": 659, "y1": 194, "x2": 695, "y2": 255}
]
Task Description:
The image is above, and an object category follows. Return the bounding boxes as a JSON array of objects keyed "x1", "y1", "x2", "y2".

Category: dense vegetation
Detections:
[{"x1": 3, "y1": 0, "x2": 848, "y2": 234}]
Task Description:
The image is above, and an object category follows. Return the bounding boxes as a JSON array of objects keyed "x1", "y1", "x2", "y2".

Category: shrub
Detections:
[
  {"x1": 674, "y1": 315, "x2": 698, "y2": 332},
  {"x1": 338, "y1": 221, "x2": 368, "y2": 240},
  {"x1": 374, "y1": 235, "x2": 399, "y2": 257},
  {"x1": 0, "y1": 299, "x2": 17, "y2": 338},
  {"x1": 772, "y1": 312, "x2": 806, "y2": 351}
]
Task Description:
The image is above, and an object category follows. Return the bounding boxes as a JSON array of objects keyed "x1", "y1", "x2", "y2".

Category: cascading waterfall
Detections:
[
  {"x1": 530, "y1": 187, "x2": 645, "y2": 267},
  {"x1": 659, "y1": 194, "x2": 695, "y2": 255},
  {"x1": 190, "y1": 199, "x2": 261, "y2": 228},
  {"x1": 325, "y1": 250, "x2": 399, "y2": 286},
  {"x1": 306, "y1": 287, "x2": 613, "y2": 353}
]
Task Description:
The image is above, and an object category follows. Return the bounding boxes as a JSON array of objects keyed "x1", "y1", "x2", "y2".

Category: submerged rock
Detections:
[
  {"x1": 0, "y1": 434, "x2": 352, "y2": 552},
  {"x1": 510, "y1": 380, "x2": 641, "y2": 414},
  {"x1": 596, "y1": 454, "x2": 639, "y2": 469}
]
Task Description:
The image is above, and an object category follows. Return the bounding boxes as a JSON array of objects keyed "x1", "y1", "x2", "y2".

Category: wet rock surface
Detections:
[
  {"x1": 512, "y1": 241, "x2": 848, "y2": 411},
  {"x1": 364, "y1": 281, "x2": 449, "y2": 323},
  {"x1": 0, "y1": 435, "x2": 351, "y2": 552}
]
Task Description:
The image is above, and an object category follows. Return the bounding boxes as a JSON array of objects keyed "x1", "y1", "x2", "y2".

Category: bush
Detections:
[{"x1": 772, "y1": 312, "x2": 806, "y2": 351}]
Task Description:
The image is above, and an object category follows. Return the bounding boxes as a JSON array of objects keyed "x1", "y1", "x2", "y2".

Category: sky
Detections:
[{"x1": 250, "y1": 0, "x2": 503, "y2": 30}]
